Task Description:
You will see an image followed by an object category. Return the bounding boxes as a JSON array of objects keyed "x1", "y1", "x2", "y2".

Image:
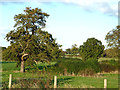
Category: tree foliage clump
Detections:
[
  {"x1": 79, "y1": 38, "x2": 104, "y2": 61},
  {"x1": 3, "y1": 7, "x2": 62, "y2": 72},
  {"x1": 105, "y1": 26, "x2": 120, "y2": 48}
]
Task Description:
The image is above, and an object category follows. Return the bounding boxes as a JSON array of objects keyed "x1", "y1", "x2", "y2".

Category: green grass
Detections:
[
  {"x1": 56, "y1": 74, "x2": 118, "y2": 88},
  {"x1": 1, "y1": 61, "x2": 20, "y2": 71}
]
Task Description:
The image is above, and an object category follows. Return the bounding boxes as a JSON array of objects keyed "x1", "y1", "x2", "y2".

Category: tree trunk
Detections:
[
  {"x1": 20, "y1": 60, "x2": 25, "y2": 72},
  {"x1": 20, "y1": 53, "x2": 28, "y2": 72}
]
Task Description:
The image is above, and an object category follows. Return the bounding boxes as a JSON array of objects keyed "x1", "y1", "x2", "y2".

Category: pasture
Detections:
[{"x1": 1, "y1": 57, "x2": 119, "y2": 88}]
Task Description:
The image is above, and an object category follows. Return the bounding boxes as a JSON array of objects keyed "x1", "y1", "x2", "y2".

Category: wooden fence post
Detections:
[
  {"x1": 104, "y1": 79, "x2": 107, "y2": 89},
  {"x1": 54, "y1": 76, "x2": 57, "y2": 88},
  {"x1": 8, "y1": 74, "x2": 12, "y2": 88}
]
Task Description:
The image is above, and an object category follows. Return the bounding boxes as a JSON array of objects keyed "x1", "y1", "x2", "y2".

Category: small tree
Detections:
[
  {"x1": 105, "y1": 26, "x2": 120, "y2": 48},
  {"x1": 79, "y1": 38, "x2": 104, "y2": 61},
  {"x1": 105, "y1": 25, "x2": 120, "y2": 58},
  {"x1": 3, "y1": 7, "x2": 62, "y2": 72}
]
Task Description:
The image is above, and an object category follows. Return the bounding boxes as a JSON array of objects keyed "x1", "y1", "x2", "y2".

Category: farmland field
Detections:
[{"x1": 0, "y1": 57, "x2": 119, "y2": 88}]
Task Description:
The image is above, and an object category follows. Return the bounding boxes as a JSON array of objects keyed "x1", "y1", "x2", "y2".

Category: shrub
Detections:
[
  {"x1": 99, "y1": 59, "x2": 118, "y2": 72},
  {"x1": 49, "y1": 57, "x2": 100, "y2": 76},
  {"x1": 99, "y1": 63, "x2": 116, "y2": 72},
  {"x1": 84, "y1": 58, "x2": 100, "y2": 73}
]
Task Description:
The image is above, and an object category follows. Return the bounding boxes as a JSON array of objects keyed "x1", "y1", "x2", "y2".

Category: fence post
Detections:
[
  {"x1": 8, "y1": 74, "x2": 12, "y2": 88},
  {"x1": 54, "y1": 76, "x2": 57, "y2": 88},
  {"x1": 104, "y1": 79, "x2": 107, "y2": 89}
]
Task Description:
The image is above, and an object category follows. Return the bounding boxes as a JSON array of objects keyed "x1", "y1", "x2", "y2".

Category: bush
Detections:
[
  {"x1": 99, "y1": 59, "x2": 118, "y2": 72},
  {"x1": 48, "y1": 57, "x2": 100, "y2": 76},
  {"x1": 84, "y1": 58, "x2": 100, "y2": 73},
  {"x1": 99, "y1": 63, "x2": 116, "y2": 72}
]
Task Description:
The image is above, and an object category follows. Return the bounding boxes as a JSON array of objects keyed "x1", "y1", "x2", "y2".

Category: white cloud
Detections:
[
  {"x1": 62, "y1": 0, "x2": 118, "y2": 17},
  {"x1": 5, "y1": 0, "x2": 117, "y2": 17}
]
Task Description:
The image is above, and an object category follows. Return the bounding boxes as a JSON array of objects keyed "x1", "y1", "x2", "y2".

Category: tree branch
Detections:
[{"x1": 21, "y1": 53, "x2": 28, "y2": 61}]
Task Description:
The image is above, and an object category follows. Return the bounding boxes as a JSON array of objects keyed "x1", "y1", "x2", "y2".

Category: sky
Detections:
[{"x1": 0, "y1": 0, "x2": 119, "y2": 50}]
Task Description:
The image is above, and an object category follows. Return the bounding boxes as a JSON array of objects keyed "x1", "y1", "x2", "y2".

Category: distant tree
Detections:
[
  {"x1": 3, "y1": 7, "x2": 62, "y2": 72},
  {"x1": 79, "y1": 38, "x2": 104, "y2": 61},
  {"x1": 71, "y1": 44, "x2": 79, "y2": 56},
  {"x1": 66, "y1": 48, "x2": 71, "y2": 54}
]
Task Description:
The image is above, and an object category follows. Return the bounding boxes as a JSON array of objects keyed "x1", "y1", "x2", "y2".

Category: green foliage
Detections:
[
  {"x1": 84, "y1": 58, "x2": 100, "y2": 72},
  {"x1": 99, "y1": 59, "x2": 118, "y2": 72},
  {"x1": 79, "y1": 38, "x2": 105, "y2": 61}
]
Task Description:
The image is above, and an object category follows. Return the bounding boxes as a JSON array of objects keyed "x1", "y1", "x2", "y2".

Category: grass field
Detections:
[
  {"x1": 0, "y1": 58, "x2": 119, "y2": 88},
  {"x1": 64, "y1": 55, "x2": 118, "y2": 62}
]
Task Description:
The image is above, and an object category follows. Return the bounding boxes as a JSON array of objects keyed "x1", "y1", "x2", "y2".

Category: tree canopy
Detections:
[
  {"x1": 3, "y1": 7, "x2": 62, "y2": 72},
  {"x1": 79, "y1": 38, "x2": 104, "y2": 61}
]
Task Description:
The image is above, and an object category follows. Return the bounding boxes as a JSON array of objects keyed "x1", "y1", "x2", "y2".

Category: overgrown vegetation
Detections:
[{"x1": 46, "y1": 57, "x2": 118, "y2": 76}]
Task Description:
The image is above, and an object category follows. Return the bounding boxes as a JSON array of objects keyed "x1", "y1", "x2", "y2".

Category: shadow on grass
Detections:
[{"x1": 37, "y1": 64, "x2": 54, "y2": 70}]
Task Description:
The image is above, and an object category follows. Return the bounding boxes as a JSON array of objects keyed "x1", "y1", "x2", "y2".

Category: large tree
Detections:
[
  {"x1": 3, "y1": 7, "x2": 62, "y2": 72},
  {"x1": 79, "y1": 38, "x2": 104, "y2": 61}
]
